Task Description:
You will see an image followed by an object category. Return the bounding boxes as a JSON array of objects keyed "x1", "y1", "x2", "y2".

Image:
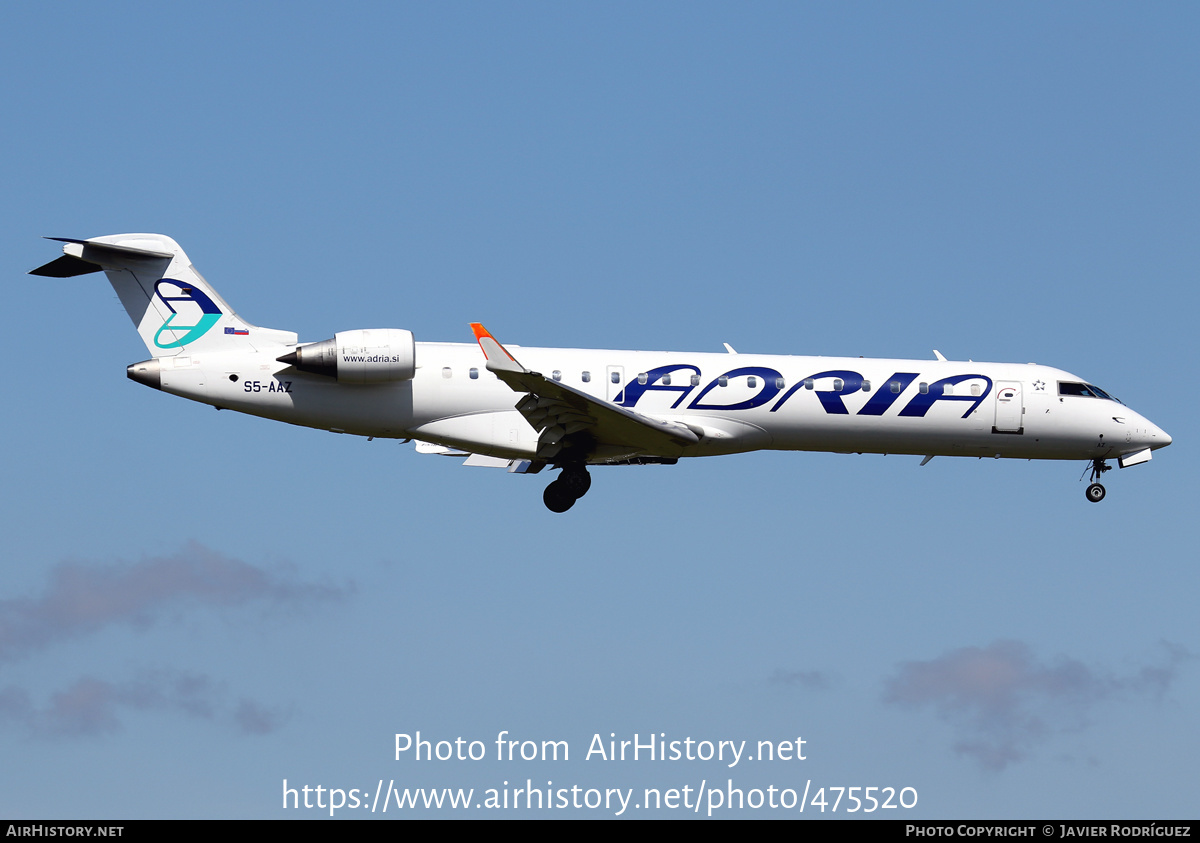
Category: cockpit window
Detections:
[{"x1": 1059, "y1": 382, "x2": 1122, "y2": 403}]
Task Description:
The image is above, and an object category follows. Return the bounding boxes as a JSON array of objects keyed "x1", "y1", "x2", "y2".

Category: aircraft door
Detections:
[
  {"x1": 994, "y1": 381, "x2": 1023, "y2": 433},
  {"x1": 606, "y1": 366, "x2": 625, "y2": 403}
]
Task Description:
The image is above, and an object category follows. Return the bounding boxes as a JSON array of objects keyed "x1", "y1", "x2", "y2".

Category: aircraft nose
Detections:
[
  {"x1": 1123, "y1": 411, "x2": 1171, "y2": 451},
  {"x1": 1142, "y1": 418, "x2": 1171, "y2": 450}
]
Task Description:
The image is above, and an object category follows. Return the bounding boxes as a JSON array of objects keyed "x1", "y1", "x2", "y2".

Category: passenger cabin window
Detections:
[
  {"x1": 775, "y1": 377, "x2": 786, "y2": 389},
  {"x1": 861, "y1": 380, "x2": 871, "y2": 392},
  {"x1": 637, "y1": 372, "x2": 648, "y2": 385},
  {"x1": 971, "y1": 384, "x2": 980, "y2": 396},
  {"x1": 469, "y1": 367, "x2": 479, "y2": 379},
  {"x1": 442, "y1": 367, "x2": 452, "y2": 379},
  {"x1": 552, "y1": 370, "x2": 562, "y2": 382},
  {"x1": 582, "y1": 371, "x2": 591, "y2": 383},
  {"x1": 691, "y1": 374, "x2": 700, "y2": 386},
  {"x1": 718, "y1": 376, "x2": 729, "y2": 387},
  {"x1": 890, "y1": 381, "x2": 901, "y2": 393},
  {"x1": 661, "y1": 374, "x2": 671, "y2": 386},
  {"x1": 832, "y1": 378, "x2": 844, "y2": 391},
  {"x1": 611, "y1": 372, "x2": 621, "y2": 384},
  {"x1": 747, "y1": 376, "x2": 757, "y2": 388},
  {"x1": 803, "y1": 378, "x2": 814, "y2": 390},
  {"x1": 919, "y1": 382, "x2": 929, "y2": 394}
]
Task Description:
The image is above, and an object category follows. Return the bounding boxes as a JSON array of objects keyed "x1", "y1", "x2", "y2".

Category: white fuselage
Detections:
[{"x1": 157, "y1": 341, "x2": 1171, "y2": 466}]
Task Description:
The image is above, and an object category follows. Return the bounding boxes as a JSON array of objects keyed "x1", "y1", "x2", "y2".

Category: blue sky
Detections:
[{"x1": 1, "y1": 1, "x2": 1196, "y2": 818}]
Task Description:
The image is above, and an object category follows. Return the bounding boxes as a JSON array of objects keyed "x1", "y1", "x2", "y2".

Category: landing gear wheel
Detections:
[
  {"x1": 1086, "y1": 483, "x2": 1106, "y2": 503},
  {"x1": 543, "y1": 480, "x2": 576, "y2": 513},
  {"x1": 560, "y1": 467, "x2": 591, "y2": 498}
]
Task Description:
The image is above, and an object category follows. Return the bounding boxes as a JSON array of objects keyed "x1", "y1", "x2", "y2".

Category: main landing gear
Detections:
[
  {"x1": 1084, "y1": 458, "x2": 1112, "y2": 503},
  {"x1": 543, "y1": 465, "x2": 591, "y2": 513}
]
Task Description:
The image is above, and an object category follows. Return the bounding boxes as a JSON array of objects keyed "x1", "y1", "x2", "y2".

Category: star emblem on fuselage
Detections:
[{"x1": 1033, "y1": 380, "x2": 1045, "y2": 391}]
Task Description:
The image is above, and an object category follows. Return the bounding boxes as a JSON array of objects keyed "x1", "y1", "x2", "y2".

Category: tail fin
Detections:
[{"x1": 30, "y1": 234, "x2": 296, "y2": 357}]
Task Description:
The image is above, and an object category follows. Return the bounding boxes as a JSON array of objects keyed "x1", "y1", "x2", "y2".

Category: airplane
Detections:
[{"x1": 32, "y1": 233, "x2": 1172, "y2": 512}]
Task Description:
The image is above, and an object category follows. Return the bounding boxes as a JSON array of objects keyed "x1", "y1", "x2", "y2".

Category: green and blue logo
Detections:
[{"x1": 153, "y1": 280, "x2": 221, "y2": 348}]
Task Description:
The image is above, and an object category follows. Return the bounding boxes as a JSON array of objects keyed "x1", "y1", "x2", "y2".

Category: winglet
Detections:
[{"x1": 470, "y1": 323, "x2": 527, "y2": 374}]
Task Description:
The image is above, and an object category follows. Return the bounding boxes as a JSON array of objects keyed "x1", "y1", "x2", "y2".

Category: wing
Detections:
[{"x1": 470, "y1": 323, "x2": 699, "y2": 464}]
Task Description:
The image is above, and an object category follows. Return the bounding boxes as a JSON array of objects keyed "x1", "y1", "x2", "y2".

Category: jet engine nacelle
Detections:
[{"x1": 279, "y1": 328, "x2": 416, "y2": 384}]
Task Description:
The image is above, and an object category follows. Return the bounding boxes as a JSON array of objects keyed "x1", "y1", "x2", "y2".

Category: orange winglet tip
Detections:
[{"x1": 470, "y1": 322, "x2": 521, "y2": 367}]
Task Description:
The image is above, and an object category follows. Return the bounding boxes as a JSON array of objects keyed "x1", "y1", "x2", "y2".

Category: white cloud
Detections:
[
  {"x1": 0, "y1": 543, "x2": 346, "y2": 738},
  {"x1": 883, "y1": 640, "x2": 1190, "y2": 771},
  {"x1": 769, "y1": 669, "x2": 833, "y2": 691},
  {"x1": 0, "y1": 541, "x2": 350, "y2": 663},
  {"x1": 0, "y1": 671, "x2": 290, "y2": 738}
]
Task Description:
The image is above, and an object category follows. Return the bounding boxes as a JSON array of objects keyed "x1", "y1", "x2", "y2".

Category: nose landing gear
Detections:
[
  {"x1": 542, "y1": 465, "x2": 592, "y2": 513},
  {"x1": 1083, "y1": 458, "x2": 1111, "y2": 503}
]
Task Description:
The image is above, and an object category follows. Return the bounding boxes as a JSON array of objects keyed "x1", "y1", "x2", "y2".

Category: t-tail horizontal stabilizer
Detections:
[{"x1": 30, "y1": 234, "x2": 297, "y2": 357}]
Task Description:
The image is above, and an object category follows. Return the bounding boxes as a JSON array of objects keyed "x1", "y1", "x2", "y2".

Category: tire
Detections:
[
  {"x1": 543, "y1": 480, "x2": 576, "y2": 513},
  {"x1": 560, "y1": 468, "x2": 591, "y2": 498},
  {"x1": 1086, "y1": 483, "x2": 1106, "y2": 503}
]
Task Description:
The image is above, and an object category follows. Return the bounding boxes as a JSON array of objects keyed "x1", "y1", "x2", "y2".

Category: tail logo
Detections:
[{"x1": 153, "y1": 280, "x2": 222, "y2": 348}]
